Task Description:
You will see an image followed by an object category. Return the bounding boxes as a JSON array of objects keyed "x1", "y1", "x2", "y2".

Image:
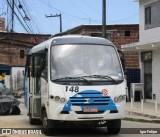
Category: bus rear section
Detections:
[{"x1": 24, "y1": 36, "x2": 126, "y2": 135}]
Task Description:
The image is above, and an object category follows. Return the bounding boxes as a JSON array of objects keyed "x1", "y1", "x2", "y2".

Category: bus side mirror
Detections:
[{"x1": 118, "y1": 50, "x2": 125, "y2": 71}]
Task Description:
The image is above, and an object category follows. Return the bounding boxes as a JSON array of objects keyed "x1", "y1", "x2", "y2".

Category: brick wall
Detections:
[
  {"x1": 0, "y1": 32, "x2": 51, "y2": 66},
  {"x1": 106, "y1": 25, "x2": 139, "y2": 69},
  {"x1": 124, "y1": 51, "x2": 139, "y2": 68},
  {"x1": 68, "y1": 25, "x2": 139, "y2": 69},
  {"x1": 0, "y1": 18, "x2": 5, "y2": 31}
]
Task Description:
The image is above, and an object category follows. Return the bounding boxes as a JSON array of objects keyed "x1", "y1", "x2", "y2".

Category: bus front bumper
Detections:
[{"x1": 47, "y1": 101, "x2": 125, "y2": 121}]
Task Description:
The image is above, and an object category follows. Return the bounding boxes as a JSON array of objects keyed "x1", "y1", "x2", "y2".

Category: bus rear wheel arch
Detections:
[
  {"x1": 41, "y1": 109, "x2": 56, "y2": 135},
  {"x1": 29, "y1": 115, "x2": 41, "y2": 125}
]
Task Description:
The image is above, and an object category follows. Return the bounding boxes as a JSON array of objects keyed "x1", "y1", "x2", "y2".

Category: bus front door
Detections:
[{"x1": 30, "y1": 54, "x2": 43, "y2": 121}]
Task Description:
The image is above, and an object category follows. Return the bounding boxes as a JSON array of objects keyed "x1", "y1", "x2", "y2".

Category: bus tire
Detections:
[
  {"x1": 29, "y1": 115, "x2": 41, "y2": 125},
  {"x1": 42, "y1": 110, "x2": 54, "y2": 136},
  {"x1": 107, "y1": 119, "x2": 121, "y2": 134}
]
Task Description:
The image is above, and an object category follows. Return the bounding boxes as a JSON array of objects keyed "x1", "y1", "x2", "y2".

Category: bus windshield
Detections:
[{"x1": 51, "y1": 44, "x2": 123, "y2": 81}]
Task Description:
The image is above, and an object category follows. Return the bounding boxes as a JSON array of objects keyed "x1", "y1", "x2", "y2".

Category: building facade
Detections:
[
  {"x1": 0, "y1": 32, "x2": 51, "y2": 86},
  {"x1": 122, "y1": 0, "x2": 160, "y2": 103},
  {"x1": 0, "y1": 19, "x2": 51, "y2": 93},
  {"x1": 0, "y1": 18, "x2": 5, "y2": 31},
  {"x1": 0, "y1": 32, "x2": 51, "y2": 66},
  {"x1": 0, "y1": 18, "x2": 51, "y2": 67}
]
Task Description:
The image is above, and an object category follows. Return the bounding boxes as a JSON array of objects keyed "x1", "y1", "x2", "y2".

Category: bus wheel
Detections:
[
  {"x1": 106, "y1": 119, "x2": 121, "y2": 134},
  {"x1": 29, "y1": 115, "x2": 41, "y2": 125},
  {"x1": 42, "y1": 110, "x2": 54, "y2": 135}
]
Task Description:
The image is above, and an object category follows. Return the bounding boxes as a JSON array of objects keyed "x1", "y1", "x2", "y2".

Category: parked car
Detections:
[{"x1": 0, "y1": 82, "x2": 21, "y2": 115}]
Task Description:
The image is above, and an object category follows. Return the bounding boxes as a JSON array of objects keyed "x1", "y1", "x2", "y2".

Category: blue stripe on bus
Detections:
[{"x1": 62, "y1": 90, "x2": 117, "y2": 112}]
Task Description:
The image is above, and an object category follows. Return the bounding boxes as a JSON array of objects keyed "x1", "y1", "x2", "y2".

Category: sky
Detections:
[{"x1": 0, "y1": 0, "x2": 139, "y2": 35}]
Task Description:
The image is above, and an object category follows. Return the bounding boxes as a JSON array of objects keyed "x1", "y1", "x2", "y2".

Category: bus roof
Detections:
[{"x1": 30, "y1": 35, "x2": 114, "y2": 54}]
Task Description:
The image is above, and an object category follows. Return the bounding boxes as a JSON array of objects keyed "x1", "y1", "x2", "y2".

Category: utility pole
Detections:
[
  {"x1": 11, "y1": 0, "x2": 15, "y2": 32},
  {"x1": 45, "y1": 14, "x2": 62, "y2": 33},
  {"x1": 102, "y1": 0, "x2": 106, "y2": 38},
  {"x1": 0, "y1": 12, "x2": 6, "y2": 16}
]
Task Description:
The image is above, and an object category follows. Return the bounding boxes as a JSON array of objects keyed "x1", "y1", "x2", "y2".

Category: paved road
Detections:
[{"x1": 0, "y1": 100, "x2": 160, "y2": 137}]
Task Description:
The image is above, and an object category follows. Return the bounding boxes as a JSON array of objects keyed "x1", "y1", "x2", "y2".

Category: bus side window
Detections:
[
  {"x1": 33, "y1": 55, "x2": 43, "y2": 95},
  {"x1": 32, "y1": 52, "x2": 47, "y2": 95},
  {"x1": 41, "y1": 53, "x2": 48, "y2": 81}
]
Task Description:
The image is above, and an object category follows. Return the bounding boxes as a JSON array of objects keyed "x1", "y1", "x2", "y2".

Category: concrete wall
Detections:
[
  {"x1": 139, "y1": 0, "x2": 160, "y2": 42},
  {"x1": 11, "y1": 67, "x2": 25, "y2": 93},
  {"x1": 138, "y1": 0, "x2": 160, "y2": 103},
  {"x1": 152, "y1": 50, "x2": 160, "y2": 103},
  {"x1": 4, "y1": 67, "x2": 25, "y2": 95}
]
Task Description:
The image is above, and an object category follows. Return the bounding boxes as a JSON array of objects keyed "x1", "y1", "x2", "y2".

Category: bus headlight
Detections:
[
  {"x1": 114, "y1": 95, "x2": 126, "y2": 103},
  {"x1": 55, "y1": 96, "x2": 60, "y2": 102},
  {"x1": 114, "y1": 97, "x2": 119, "y2": 103},
  {"x1": 60, "y1": 98, "x2": 66, "y2": 103},
  {"x1": 119, "y1": 95, "x2": 124, "y2": 101},
  {"x1": 53, "y1": 96, "x2": 66, "y2": 103}
]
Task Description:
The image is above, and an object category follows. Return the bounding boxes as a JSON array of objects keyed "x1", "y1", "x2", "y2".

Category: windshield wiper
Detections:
[
  {"x1": 53, "y1": 76, "x2": 91, "y2": 85},
  {"x1": 83, "y1": 75, "x2": 119, "y2": 84}
]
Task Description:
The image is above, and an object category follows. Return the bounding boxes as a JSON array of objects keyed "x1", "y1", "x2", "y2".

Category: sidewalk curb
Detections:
[
  {"x1": 123, "y1": 117, "x2": 160, "y2": 124},
  {"x1": 126, "y1": 110, "x2": 160, "y2": 119}
]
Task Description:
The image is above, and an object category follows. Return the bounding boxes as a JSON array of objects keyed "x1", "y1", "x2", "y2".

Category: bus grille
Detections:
[{"x1": 69, "y1": 92, "x2": 111, "y2": 106}]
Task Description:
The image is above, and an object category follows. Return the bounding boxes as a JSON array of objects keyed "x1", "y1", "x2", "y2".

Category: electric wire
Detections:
[
  {"x1": 3, "y1": 0, "x2": 138, "y2": 34},
  {"x1": 20, "y1": 0, "x2": 42, "y2": 33},
  {"x1": 6, "y1": 0, "x2": 31, "y2": 33},
  {"x1": 40, "y1": 0, "x2": 83, "y2": 31},
  {"x1": 14, "y1": 1, "x2": 34, "y2": 33},
  {"x1": 39, "y1": 0, "x2": 90, "y2": 20},
  {"x1": 21, "y1": 0, "x2": 41, "y2": 32},
  {"x1": 68, "y1": 0, "x2": 90, "y2": 18}
]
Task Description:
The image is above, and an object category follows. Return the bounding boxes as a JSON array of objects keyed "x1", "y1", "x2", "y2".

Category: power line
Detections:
[
  {"x1": 68, "y1": 0, "x2": 102, "y2": 24},
  {"x1": 40, "y1": 0, "x2": 104, "y2": 25},
  {"x1": 110, "y1": 13, "x2": 138, "y2": 23},
  {"x1": 20, "y1": 0, "x2": 43, "y2": 33},
  {"x1": 40, "y1": 0, "x2": 102, "y2": 25},
  {"x1": 46, "y1": 14, "x2": 62, "y2": 33},
  {"x1": 20, "y1": 0, "x2": 41, "y2": 33},
  {"x1": 26, "y1": 0, "x2": 46, "y2": 33},
  {"x1": 14, "y1": 2, "x2": 34, "y2": 33},
  {"x1": 68, "y1": 0, "x2": 90, "y2": 18},
  {"x1": 11, "y1": 0, "x2": 15, "y2": 32},
  {"x1": 6, "y1": 0, "x2": 31, "y2": 33},
  {"x1": 39, "y1": 0, "x2": 85, "y2": 28},
  {"x1": 83, "y1": 0, "x2": 102, "y2": 16},
  {"x1": 1, "y1": 0, "x2": 6, "y2": 15},
  {"x1": 18, "y1": 0, "x2": 29, "y2": 20},
  {"x1": 82, "y1": 0, "x2": 114, "y2": 23},
  {"x1": 39, "y1": 0, "x2": 90, "y2": 20},
  {"x1": 0, "y1": 12, "x2": 6, "y2": 16},
  {"x1": 6, "y1": 0, "x2": 10, "y2": 32}
]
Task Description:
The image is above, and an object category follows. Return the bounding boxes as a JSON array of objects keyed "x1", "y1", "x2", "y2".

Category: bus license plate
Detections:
[{"x1": 83, "y1": 108, "x2": 98, "y2": 112}]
